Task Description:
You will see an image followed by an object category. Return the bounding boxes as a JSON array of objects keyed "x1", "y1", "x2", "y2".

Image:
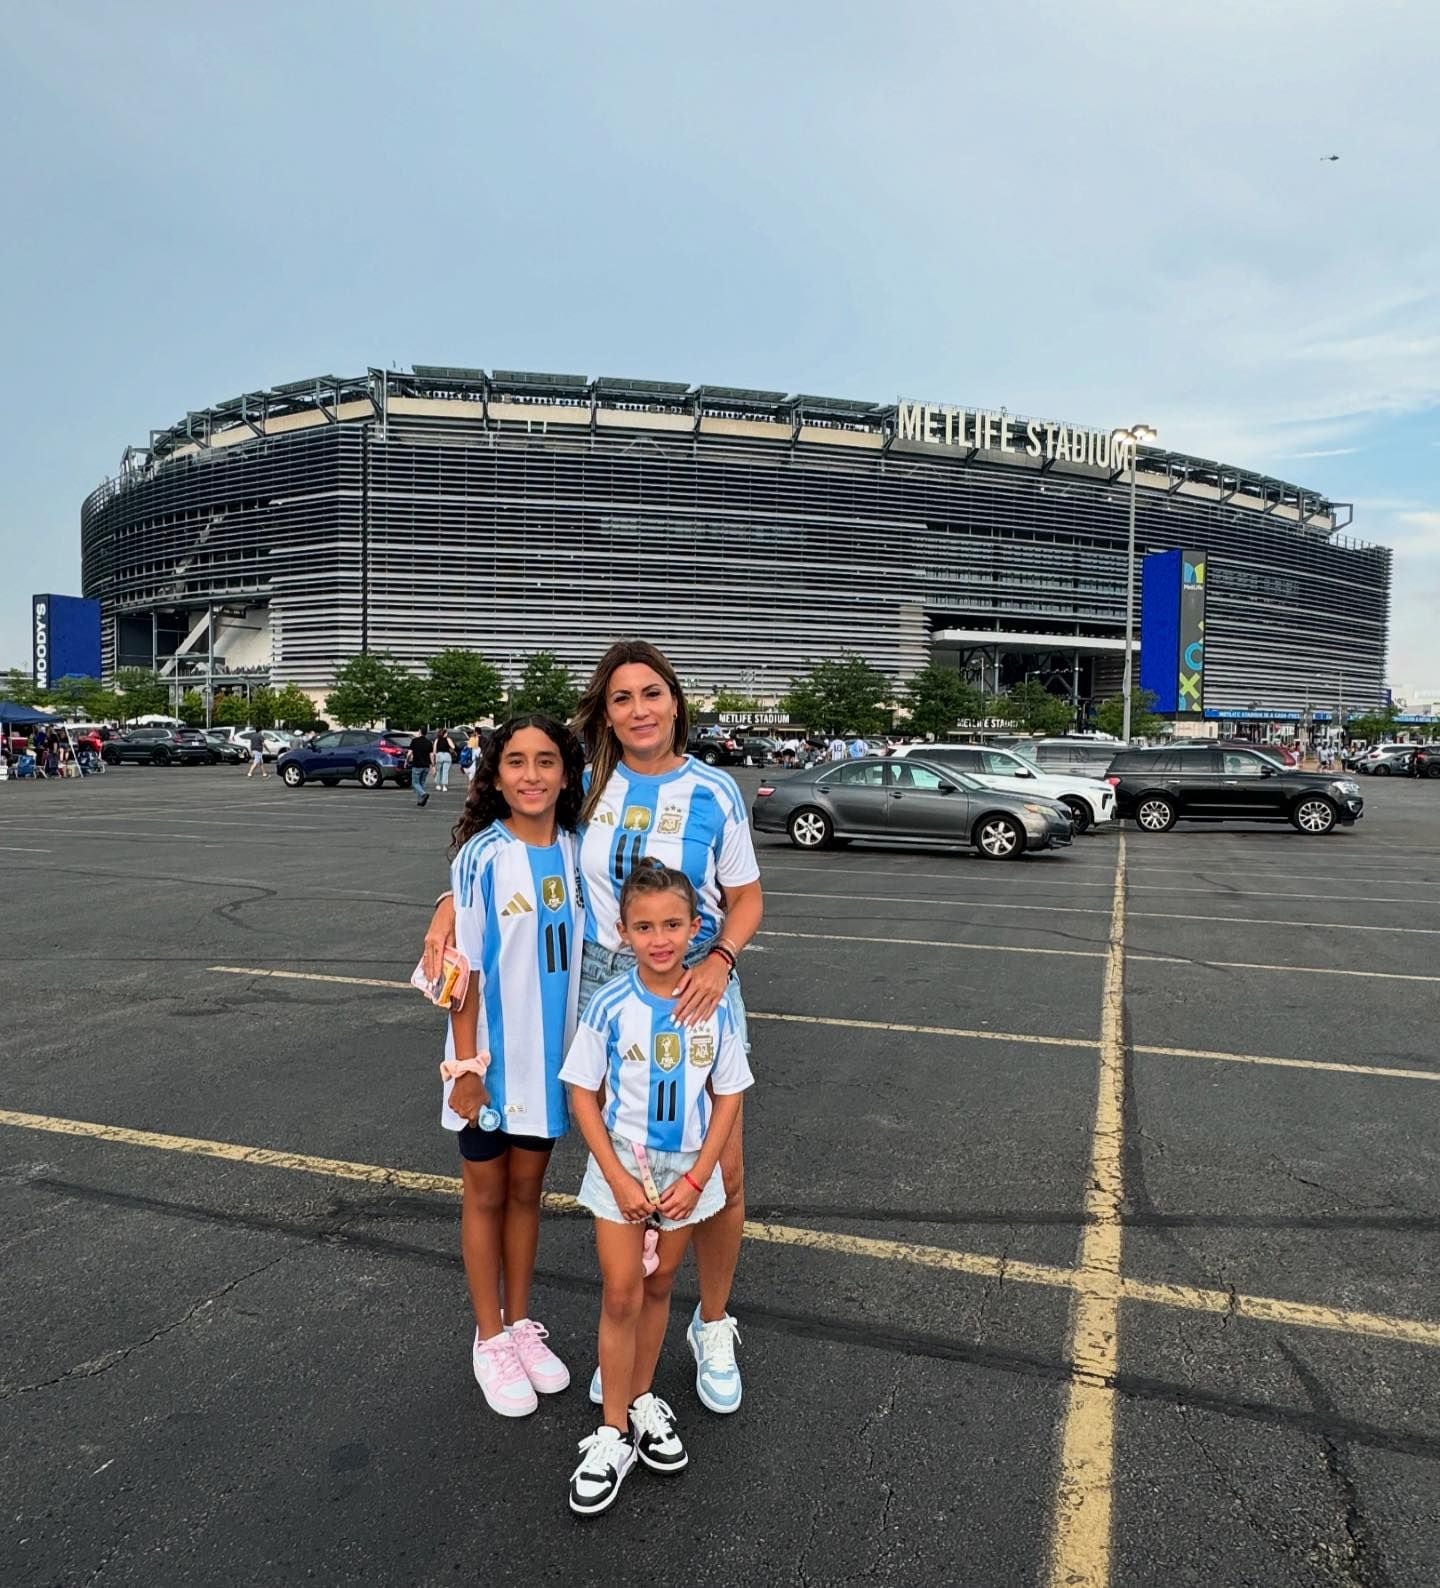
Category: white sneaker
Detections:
[
  {"x1": 472, "y1": 1329, "x2": 538, "y2": 1417},
  {"x1": 687, "y1": 1309, "x2": 742, "y2": 1413},
  {"x1": 589, "y1": 1365, "x2": 604, "y2": 1405},
  {"x1": 629, "y1": 1392, "x2": 688, "y2": 1472},
  {"x1": 569, "y1": 1424, "x2": 636, "y2": 1515},
  {"x1": 506, "y1": 1318, "x2": 570, "y2": 1394}
]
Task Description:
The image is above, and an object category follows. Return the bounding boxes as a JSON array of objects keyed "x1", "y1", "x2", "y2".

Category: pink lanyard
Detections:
[{"x1": 630, "y1": 1144, "x2": 661, "y2": 1275}]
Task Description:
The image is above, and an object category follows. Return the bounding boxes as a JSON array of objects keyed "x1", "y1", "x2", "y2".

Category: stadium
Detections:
[{"x1": 80, "y1": 367, "x2": 1392, "y2": 724}]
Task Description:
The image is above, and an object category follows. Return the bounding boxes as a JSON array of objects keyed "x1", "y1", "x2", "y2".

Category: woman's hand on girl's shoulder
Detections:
[{"x1": 671, "y1": 955, "x2": 729, "y2": 1026}]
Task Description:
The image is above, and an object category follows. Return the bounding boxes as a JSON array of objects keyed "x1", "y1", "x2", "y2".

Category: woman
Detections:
[
  {"x1": 425, "y1": 640, "x2": 763, "y2": 1414},
  {"x1": 433, "y1": 728, "x2": 457, "y2": 793}
]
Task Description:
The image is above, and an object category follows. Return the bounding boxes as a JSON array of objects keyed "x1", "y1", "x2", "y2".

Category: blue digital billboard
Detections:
[
  {"x1": 33, "y1": 594, "x2": 102, "y2": 690},
  {"x1": 1139, "y1": 549, "x2": 1205, "y2": 716}
]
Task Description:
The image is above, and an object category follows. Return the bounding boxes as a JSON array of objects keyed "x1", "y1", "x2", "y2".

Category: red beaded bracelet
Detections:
[{"x1": 682, "y1": 1171, "x2": 704, "y2": 1193}]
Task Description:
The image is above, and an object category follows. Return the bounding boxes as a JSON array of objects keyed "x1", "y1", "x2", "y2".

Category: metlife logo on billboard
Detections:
[{"x1": 33, "y1": 596, "x2": 49, "y2": 691}]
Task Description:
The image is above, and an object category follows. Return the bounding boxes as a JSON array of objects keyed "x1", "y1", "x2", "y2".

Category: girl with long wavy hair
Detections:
[{"x1": 440, "y1": 714, "x2": 587, "y2": 1418}]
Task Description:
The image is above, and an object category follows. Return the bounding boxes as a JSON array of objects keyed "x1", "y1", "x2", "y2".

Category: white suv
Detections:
[{"x1": 893, "y1": 742, "x2": 1115, "y2": 833}]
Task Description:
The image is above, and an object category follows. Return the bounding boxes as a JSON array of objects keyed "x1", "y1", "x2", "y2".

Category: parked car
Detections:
[
  {"x1": 1106, "y1": 743, "x2": 1364, "y2": 834},
  {"x1": 1411, "y1": 744, "x2": 1440, "y2": 779},
  {"x1": 102, "y1": 728, "x2": 215, "y2": 766},
  {"x1": 202, "y1": 731, "x2": 248, "y2": 765},
  {"x1": 275, "y1": 729, "x2": 412, "y2": 789},
  {"x1": 892, "y1": 742, "x2": 1115, "y2": 833},
  {"x1": 1027, "y1": 736, "x2": 1123, "y2": 778},
  {"x1": 735, "y1": 735, "x2": 779, "y2": 766},
  {"x1": 752, "y1": 756, "x2": 1074, "y2": 859},
  {"x1": 1354, "y1": 743, "x2": 1416, "y2": 777},
  {"x1": 687, "y1": 728, "x2": 747, "y2": 767}
]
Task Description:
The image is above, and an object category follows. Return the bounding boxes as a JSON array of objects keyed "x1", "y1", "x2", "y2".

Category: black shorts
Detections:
[{"x1": 457, "y1": 1126, "x2": 557, "y2": 1164}]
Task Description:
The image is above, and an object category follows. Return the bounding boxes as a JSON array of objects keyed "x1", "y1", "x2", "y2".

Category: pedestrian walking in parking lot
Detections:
[
  {"x1": 438, "y1": 714, "x2": 586, "y2": 1419},
  {"x1": 434, "y1": 729, "x2": 456, "y2": 792},
  {"x1": 425, "y1": 639, "x2": 764, "y2": 1429},
  {"x1": 408, "y1": 729, "x2": 433, "y2": 806},
  {"x1": 828, "y1": 734, "x2": 846, "y2": 761},
  {"x1": 560, "y1": 858, "x2": 753, "y2": 1515},
  {"x1": 246, "y1": 729, "x2": 267, "y2": 778}
]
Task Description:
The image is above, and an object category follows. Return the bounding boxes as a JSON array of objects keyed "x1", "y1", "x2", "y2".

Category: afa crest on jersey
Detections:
[
  {"x1": 657, "y1": 804, "x2": 683, "y2": 836},
  {"x1": 688, "y1": 1031, "x2": 715, "y2": 1066},
  {"x1": 654, "y1": 1032, "x2": 683, "y2": 1072}
]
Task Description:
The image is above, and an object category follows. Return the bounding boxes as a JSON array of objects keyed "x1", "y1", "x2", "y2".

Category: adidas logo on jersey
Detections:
[
  {"x1": 622, "y1": 1042, "x2": 646, "y2": 1064},
  {"x1": 593, "y1": 807, "x2": 617, "y2": 827},
  {"x1": 500, "y1": 893, "x2": 534, "y2": 917}
]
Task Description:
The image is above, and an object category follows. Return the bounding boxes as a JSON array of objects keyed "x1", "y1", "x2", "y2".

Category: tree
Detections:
[
  {"x1": 46, "y1": 674, "x2": 121, "y2": 720},
  {"x1": 248, "y1": 687, "x2": 278, "y2": 730},
  {"x1": 1343, "y1": 704, "x2": 1399, "y2": 744},
  {"x1": 325, "y1": 653, "x2": 402, "y2": 727},
  {"x1": 388, "y1": 669, "x2": 432, "y2": 729},
  {"x1": 509, "y1": 651, "x2": 579, "y2": 720},
  {"x1": 113, "y1": 668, "x2": 169, "y2": 718},
  {"x1": 426, "y1": 648, "x2": 504, "y2": 727},
  {"x1": 999, "y1": 680, "x2": 1076, "y2": 737},
  {"x1": 1093, "y1": 688, "x2": 1162, "y2": 740},
  {"x1": 178, "y1": 689, "x2": 206, "y2": 726},
  {"x1": 212, "y1": 692, "x2": 249, "y2": 727},
  {"x1": 782, "y1": 653, "x2": 892, "y2": 736},
  {"x1": 712, "y1": 688, "x2": 760, "y2": 714},
  {"x1": 2, "y1": 668, "x2": 42, "y2": 705},
  {"x1": 271, "y1": 683, "x2": 320, "y2": 731},
  {"x1": 903, "y1": 665, "x2": 984, "y2": 739}
]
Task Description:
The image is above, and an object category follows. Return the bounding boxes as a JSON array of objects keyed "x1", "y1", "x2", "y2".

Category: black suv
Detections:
[
  {"x1": 1107, "y1": 743, "x2": 1364, "y2": 835},
  {"x1": 1412, "y1": 745, "x2": 1440, "y2": 779},
  {"x1": 103, "y1": 728, "x2": 215, "y2": 766}
]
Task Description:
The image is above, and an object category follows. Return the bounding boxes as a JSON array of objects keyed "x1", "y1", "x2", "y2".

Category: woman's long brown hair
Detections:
[{"x1": 573, "y1": 640, "x2": 689, "y2": 824}]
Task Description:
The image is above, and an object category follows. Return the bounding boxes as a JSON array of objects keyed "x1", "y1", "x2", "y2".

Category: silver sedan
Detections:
[{"x1": 751, "y1": 757, "x2": 1074, "y2": 860}]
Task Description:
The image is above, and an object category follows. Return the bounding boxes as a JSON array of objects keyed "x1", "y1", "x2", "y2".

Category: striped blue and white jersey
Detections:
[
  {"x1": 579, "y1": 759, "x2": 760, "y2": 952},
  {"x1": 440, "y1": 824, "x2": 581, "y2": 1138},
  {"x1": 558, "y1": 969, "x2": 753, "y2": 1152}
]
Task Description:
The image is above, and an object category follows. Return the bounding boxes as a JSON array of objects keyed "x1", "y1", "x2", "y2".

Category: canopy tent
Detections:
[{"x1": 0, "y1": 701, "x2": 63, "y2": 726}]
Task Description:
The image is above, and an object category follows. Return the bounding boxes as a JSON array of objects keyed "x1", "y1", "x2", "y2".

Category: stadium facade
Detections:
[{"x1": 80, "y1": 367, "x2": 1391, "y2": 720}]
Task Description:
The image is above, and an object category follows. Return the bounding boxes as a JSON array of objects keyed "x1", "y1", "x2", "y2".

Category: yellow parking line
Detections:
[
  {"x1": 1047, "y1": 835, "x2": 1128, "y2": 1588},
  {"x1": 4, "y1": 1105, "x2": 1440, "y2": 1353}
]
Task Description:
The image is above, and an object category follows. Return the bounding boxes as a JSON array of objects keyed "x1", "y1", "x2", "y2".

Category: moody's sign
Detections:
[{"x1": 33, "y1": 594, "x2": 102, "y2": 690}]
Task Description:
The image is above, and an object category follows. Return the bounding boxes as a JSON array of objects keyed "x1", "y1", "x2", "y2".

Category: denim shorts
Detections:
[
  {"x1": 578, "y1": 938, "x2": 750, "y2": 1056},
  {"x1": 577, "y1": 1133, "x2": 726, "y2": 1230}
]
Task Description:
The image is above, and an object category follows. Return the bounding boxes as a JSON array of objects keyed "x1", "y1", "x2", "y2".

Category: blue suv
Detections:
[{"x1": 277, "y1": 730, "x2": 412, "y2": 790}]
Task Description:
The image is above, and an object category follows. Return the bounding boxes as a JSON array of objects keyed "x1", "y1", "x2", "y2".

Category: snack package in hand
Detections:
[{"x1": 410, "y1": 946, "x2": 471, "y2": 1009}]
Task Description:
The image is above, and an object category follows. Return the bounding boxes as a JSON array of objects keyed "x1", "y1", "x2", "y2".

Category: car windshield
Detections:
[{"x1": 1007, "y1": 746, "x2": 1042, "y2": 770}]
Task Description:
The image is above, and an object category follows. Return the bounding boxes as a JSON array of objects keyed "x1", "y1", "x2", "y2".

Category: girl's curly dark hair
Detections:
[{"x1": 450, "y1": 714, "x2": 586, "y2": 854}]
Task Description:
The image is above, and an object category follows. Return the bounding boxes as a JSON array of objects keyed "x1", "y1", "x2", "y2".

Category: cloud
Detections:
[{"x1": 1280, "y1": 447, "x2": 1361, "y2": 459}]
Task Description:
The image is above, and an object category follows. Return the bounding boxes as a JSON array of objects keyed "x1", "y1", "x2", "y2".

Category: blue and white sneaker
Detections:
[
  {"x1": 589, "y1": 1365, "x2": 604, "y2": 1405},
  {"x1": 687, "y1": 1308, "x2": 742, "y2": 1413}
]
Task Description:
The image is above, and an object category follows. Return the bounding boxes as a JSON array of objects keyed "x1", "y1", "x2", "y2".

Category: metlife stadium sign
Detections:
[
  {"x1": 895, "y1": 401, "x2": 1135, "y2": 469},
  {"x1": 32, "y1": 593, "x2": 102, "y2": 690}
]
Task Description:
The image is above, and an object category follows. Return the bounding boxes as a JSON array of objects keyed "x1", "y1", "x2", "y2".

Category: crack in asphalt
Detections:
[{"x1": 0, "y1": 1250, "x2": 292, "y2": 1401}]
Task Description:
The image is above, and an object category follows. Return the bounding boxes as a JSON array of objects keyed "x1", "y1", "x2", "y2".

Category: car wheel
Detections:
[
  {"x1": 102, "y1": 749, "x2": 119, "y2": 765},
  {"x1": 1060, "y1": 797, "x2": 1092, "y2": 835},
  {"x1": 1429, "y1": 765, "x2": 1440, "y2": 780},
  {"x1": 975, "y1": 815, "x2": 1024, "y2": 859},
  {"x1": 282, "y1": 764, "x2": 305, "y2": 788},
  {"x1": 152, "y1": 748, "x2": 170, "y2": 766},
  {"x1": 701, "y1": 748, "x2": 721, "y2": 766},
  {"x1": 1135, "y1": 795, "x2": 1177, "y2": 833},
  {"x1": 320, "y1": 777, "x2": 340, "y2": 787},
  {"x1": 358, "y1": 764, "x2": 384, "y2": 789},
  {"x1": 206, "y1": 751, "x2": 219, "y2": 765},
  {"x1": 1293, "y1": 796, "x2": 1337, "y2": 835},
  {"x1": 787, "y1": 807, "x2": 833, "y2": 849}
]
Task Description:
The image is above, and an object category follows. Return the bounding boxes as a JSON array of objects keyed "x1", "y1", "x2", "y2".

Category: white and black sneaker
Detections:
[
  {"x1": 568, "y1": 1424, "x2": 636, "y2": 1516},
  {"x1": 629, "y1": 1392, "x2": 689, "y2": 1473}
]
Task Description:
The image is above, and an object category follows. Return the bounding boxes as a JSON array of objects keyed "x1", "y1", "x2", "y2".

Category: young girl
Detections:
[
  {"x1": 441, "y1": 713, "x2": 586, "y2": 1417},
  {"x1": 558, "y1": 859, "x2": 754, "y2": 1516}
]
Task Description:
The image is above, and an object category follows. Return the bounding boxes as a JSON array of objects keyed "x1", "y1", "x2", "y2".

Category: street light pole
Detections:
[{"x1": 1115, "y1": 422, "x2": 1157, "y2": 742}]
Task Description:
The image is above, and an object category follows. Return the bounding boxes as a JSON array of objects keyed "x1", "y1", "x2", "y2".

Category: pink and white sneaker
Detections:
[
  {"x1": 506, "y1": 1318, "x2": 571, "y2": 1395},
  {"x1": 472, "y1": 1329, "x2": 539, "y2": 1417}
]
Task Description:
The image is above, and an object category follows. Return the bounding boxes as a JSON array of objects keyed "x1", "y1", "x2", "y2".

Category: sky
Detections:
[{"x1": 1, "y1": 1, "x2": 1437, "y2": 696}]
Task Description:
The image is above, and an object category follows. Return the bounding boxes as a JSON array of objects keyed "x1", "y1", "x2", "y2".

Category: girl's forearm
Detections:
[
  {"x1": 689, "y1": 1091, "x2": 742, "y2": 1185},
  {"x1": 448, "y1": 987, "x2": 480, "y2": 1057}
]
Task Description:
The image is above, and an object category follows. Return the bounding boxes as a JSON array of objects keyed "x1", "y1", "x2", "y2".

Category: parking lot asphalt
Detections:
[{"x1": 2, "y1": 765, "x2": 1438, "y2": 1587}]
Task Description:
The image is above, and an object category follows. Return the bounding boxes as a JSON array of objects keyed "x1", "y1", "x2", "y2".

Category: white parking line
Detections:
[{"x1": 765, "y1": 889, "x2": 1440, "y2": 936}]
